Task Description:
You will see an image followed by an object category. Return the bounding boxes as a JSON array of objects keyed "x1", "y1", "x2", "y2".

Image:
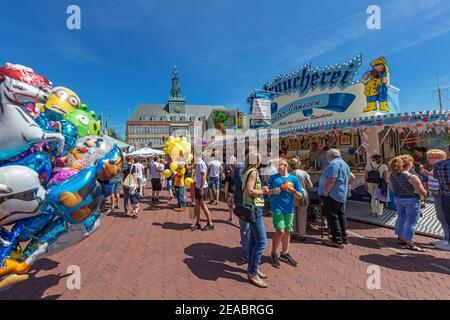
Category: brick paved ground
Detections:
[{"x1": 1, "y1": 188, "x2": 449, "y2": 300}]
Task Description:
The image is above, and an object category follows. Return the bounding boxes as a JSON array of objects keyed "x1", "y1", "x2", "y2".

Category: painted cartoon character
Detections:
[
  {"x1": 362, "y1": 57, "x2": 390, "y2": 112},
  {"x1": 64, "y1": 104, "x2": 101, "y2": 138},
  {"x1": 0, "y1": 63, "x2": 65, "y2": 160},
  {"x1": 37, "y1": 87, "x2": 81, "y2": 122}
]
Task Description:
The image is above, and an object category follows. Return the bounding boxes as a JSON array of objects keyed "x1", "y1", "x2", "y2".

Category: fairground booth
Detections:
[{"x1": 248, "y1": 54, "x2": 450, "y2": 205}]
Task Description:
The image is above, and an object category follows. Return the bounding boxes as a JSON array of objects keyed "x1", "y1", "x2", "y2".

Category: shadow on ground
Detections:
[
  {"x1": 0, "y1": 258, "x2": 70, "y2": 300},
  {"x1": 183, "y1": 243, "x2": 247, "y2": 283},
  {"x1": 360, "y1": 252, "x2": 450, "y2": 275}
]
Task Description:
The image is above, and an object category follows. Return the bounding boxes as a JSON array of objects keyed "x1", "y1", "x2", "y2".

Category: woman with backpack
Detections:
[
  {"x1": 365, "y1": 154, "x2": 388, "y2": 216},
  {"x1": 387, "y1": 155, "x2": 427, "y2": 252}
]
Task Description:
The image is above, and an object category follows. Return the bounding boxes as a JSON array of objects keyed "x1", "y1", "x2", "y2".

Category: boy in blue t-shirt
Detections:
[{"x1": 268, "y1": 158, "x2": 303, "y2": 268}]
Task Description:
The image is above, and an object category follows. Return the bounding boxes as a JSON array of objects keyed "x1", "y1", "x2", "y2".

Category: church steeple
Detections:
[
  {"x1": 170, "y1": 65, "x2": 182, "y2": 98},
  {"x1": 167, "y1": 65, "x2": 186, "y2": 114}
]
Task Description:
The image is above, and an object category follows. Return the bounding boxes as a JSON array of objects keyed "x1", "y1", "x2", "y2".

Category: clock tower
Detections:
[{"x1": 167, "y1": 65, "x2": 187, "y2": 114}]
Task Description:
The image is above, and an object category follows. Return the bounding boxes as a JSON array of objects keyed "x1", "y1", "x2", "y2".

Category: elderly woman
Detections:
[{"x1": 318, "y1": 149, "x2": 355, "y2": 248}]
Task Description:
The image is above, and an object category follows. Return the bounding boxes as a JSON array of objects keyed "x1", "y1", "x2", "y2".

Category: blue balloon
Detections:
[
  {"x1": 35, "y1": 115, "x2": 78, "y2": 157},
  {"x1": 46, "y1": 166, "x2": 103, "y2": 224},
  {"x1": 94, "y1": 145, "x2": 124, "y2": 176},
  {"x1": 57, "y1": 120, "x2": 78, "y2": 156},
  {"x1": 2, "y1": 152, "x2": 52, "y2": 186}
]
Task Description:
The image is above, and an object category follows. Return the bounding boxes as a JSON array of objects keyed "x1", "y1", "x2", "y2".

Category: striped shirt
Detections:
[
  {"x1": 433, "y1": 160, "x2": 450, "y2": 196},
  {"x1": 427, "y1": 170, "x2": 440, "y2": 193}
]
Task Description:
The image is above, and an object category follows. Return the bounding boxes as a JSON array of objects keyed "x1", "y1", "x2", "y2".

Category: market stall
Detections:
[{"x1": 279, "y1": 110, "x2": 450, "y2": 200}]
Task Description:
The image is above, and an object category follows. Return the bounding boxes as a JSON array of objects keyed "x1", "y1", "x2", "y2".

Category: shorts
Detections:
[
  {"x1": 195, "y1": 187, "x2": 208, "y2": 201},
  {"x1": 101, "y1": 182, "x2": 113, "y2": 197},
  {"x1": 151, "y1": 178, "x2": 162, "y2": 191},
  {"x1": 227, "y1": 193, "x2": 235, "y2": 207},
  {"x1": 272, "y1": 211, "x2": 294, "y2": 232},
  {"x1": 137, "y1": 176, "x2": 146, "y2": 186},
  {"x1": 113, "y1": 182, "x2": 120, "y2": 194},
  {"x1": 208, "y1": 176, "x2": 220, "y2": 190},
  {"x1": 130, "y1": 193, "x2": 140, "y2": 205},
  {"x1": 167, "y1": 180, "x2": 173, "y2": 190}
]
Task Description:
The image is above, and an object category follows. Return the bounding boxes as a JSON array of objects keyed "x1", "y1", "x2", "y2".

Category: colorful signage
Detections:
[{"x1": 262, "y1": 54, "x2": 363, "y2": 97}]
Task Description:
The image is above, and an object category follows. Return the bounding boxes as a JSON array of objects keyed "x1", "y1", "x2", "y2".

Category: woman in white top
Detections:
[
  {"x1": 289, "y1": 158, "x2": 313, "y2": 241},
  {"x1": 365, "y1": 154, "x2": 388, "y2": 216}
]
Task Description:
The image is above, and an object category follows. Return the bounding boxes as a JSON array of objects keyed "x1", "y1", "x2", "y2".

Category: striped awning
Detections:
[{"x1": 279, "y1": 110, "x2": 450, "y2": 137}]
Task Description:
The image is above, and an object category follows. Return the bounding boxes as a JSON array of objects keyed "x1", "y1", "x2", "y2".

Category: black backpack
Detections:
[{"x1": 367, "y1": 163, "x2": 382, "y2": 184}]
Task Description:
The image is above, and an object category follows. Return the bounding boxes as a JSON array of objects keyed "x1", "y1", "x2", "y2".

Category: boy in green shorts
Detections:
[{"x1": 268, "y1": 158, "x2": 303, "y2": 268}]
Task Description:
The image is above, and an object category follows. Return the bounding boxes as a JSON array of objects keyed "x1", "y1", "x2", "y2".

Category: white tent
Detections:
[
  {"x1": 102, "y1": 135, "x2": 130, "y2": 150},
  {"x1": 127, "y1": 147, "x2": 165, "y2": 157}
]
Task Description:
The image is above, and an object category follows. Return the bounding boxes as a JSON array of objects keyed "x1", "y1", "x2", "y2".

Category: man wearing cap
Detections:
[{"x1": 318, "y1": 149, "x2": 355, "y2": 248}]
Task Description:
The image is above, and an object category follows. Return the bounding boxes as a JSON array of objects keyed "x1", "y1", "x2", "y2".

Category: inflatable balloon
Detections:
[
  {"x1": 50, "y1": 168, "x2": 80, "y2": 185},
  {"x1": 0, "y1": 61, "x2": 125, "y2": 290},
  {"x1": 64, "y1": 104, "x2": 101, "y2": 138},
  {"x1": 184, "y1": 177, "x2": 193, "y2": 185},
  {"x1": 2, "y1": 152, "x2": 52, "y2": 186},
  {"x1": 170, "y1": 161, "x2": 179, "y2": 172},
  {"x1": 48, "y1": 120, "x2": 78, "y2": 157},
  {"x1": 37, "y1": 87, "x2": 81, "y2": 122},
  {"x1": 162, "y1": 169, "x2": 172, "y2": 178},
  {"x1": 0, "y1": 166, "x2": 47, "y2": 226},
  {"x1": 0, "y1": 63, "x2": 65, "y2": 161},
  {"x1": 67, "y1": 135, "x2": 112, "y2": 170}
]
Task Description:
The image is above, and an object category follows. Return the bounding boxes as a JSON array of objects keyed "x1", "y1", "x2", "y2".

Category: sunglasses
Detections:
[{"x1": 0, "y1": 188, "x2": 39, "y2": 204}]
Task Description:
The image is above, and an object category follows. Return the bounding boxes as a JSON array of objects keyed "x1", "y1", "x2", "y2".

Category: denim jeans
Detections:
[
  {"x1": 175, "y1": 186, "x2": 186, "y2": 207},
  {"x1": 433, "y1": 194, "x2": 449, "y2": 241},
  {"x1": 247, "y1": 207, "x2": 267, "y2": 276},
  {"x1": 123, "y1": 187, "x2": 130, "y2": 212},
  {"x1": 440, "y1": 195, "x2": 450, "y2": 240},
  {"x1": 394, "y1": 197, "x2": 421, "y2": 241},
  {"x1": 239, "y1": 218, "x2": 250, "y2": 261}
]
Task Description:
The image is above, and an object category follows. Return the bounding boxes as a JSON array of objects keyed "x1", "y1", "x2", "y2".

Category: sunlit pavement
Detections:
[{"x1": 1, "y1": 187, "x2": 450, "y2": 300}]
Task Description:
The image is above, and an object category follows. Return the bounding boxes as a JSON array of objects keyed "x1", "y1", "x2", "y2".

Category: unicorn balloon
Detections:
[{"x1": 0, "y1": 63, "x2": 65, "y2": 160}]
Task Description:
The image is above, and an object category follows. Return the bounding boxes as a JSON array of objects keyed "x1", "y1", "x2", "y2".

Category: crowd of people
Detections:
[{"x1": 104, "y1": 143, "x2": 450, "y2": 288}]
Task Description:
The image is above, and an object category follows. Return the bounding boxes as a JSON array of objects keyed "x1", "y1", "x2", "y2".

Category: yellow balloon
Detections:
[
  {"x1": 184, "y1": 177, "x2": 193, "y2": 185},
  {"x1": 162, "y1": 169, "x2": 172, "y2": 178},
  {"x1": 170, "y1": 161, "x2": 179, "y2": 171},
  {"x1": 175, "y1": 137, "x2": 181, "y2": 143},
  {"x1": 168, "y1": 136, "x2": 175, "y2": 144},
  {"x1": 171, "y1": 144, "x2": 182, "y2": 159},
  {"x1": 187, "y1": 154, "x2": 193, "y2": 162}
]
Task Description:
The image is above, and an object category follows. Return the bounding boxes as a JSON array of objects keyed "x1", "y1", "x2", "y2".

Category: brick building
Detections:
[{"x1": 126, "y1": 66, "x2": 226, "y2": 149}]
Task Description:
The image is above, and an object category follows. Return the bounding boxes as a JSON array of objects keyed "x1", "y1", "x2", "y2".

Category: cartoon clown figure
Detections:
[{"x1": 362, "y1": 56, "x2": 390, "y2": 113}]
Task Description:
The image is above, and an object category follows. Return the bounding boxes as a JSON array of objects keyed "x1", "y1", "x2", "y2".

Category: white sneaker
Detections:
[
  {"x1": 435, "y1": 242, "x2": 450, "y2": 251},
  {"x1": 432, "y1": 240, "x2": 448, "y2": 247}
]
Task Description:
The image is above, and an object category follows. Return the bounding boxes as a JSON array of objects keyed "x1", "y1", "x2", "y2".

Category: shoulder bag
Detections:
[{"x1": 233, "y1": 168, "x2": 258, "y2": 223}]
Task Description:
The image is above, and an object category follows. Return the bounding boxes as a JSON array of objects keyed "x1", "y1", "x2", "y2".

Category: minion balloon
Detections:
[{"x1": 37, "y1": 87, "x2": 81, "y2": 122}]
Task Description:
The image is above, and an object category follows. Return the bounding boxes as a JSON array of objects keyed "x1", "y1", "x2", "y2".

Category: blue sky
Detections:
[{"x1": 2, "y1": 0, "x2": 450, "y2": 136}]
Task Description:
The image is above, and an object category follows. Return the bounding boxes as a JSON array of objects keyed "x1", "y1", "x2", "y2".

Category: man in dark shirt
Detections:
[
  {"x1": 225, "y1": 160, "x2": 236, "y2": 224},
  {"x1": 434, "y1": 159, "x2": 450, "y2": 247}
]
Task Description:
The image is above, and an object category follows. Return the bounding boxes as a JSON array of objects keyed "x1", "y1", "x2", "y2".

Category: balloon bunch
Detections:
[
  {"x1": 162, "y1": 136, "x2": 193, "y2": 185},
  {"x1": 0, "y1": 63, "x2": 124, "y2": 290}
]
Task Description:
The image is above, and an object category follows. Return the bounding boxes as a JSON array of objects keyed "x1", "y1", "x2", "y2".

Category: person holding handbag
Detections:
[
  {"x1": 387, "y1": 155, "x2": 427, "y2": 252},
  {"x1": 242, "y1": 150, "x2": 275, "y2": 288},
  {"x1": 122, "y1": 157, "x2": 138, "y2": 217}
]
